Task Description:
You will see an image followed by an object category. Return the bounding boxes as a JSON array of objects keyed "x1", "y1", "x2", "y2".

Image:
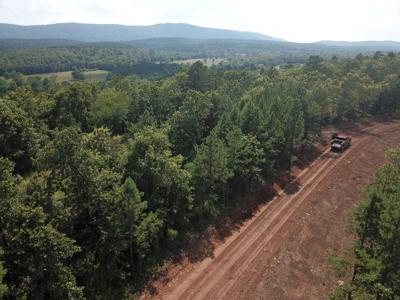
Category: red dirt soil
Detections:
[{"x1": 140, "y1": 119, "x2": 400, "y2": 300}]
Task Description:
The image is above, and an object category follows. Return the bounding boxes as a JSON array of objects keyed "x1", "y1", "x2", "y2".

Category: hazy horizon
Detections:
[{"x1": 0, "y1": 0, "x2": 399, "y2": 43}]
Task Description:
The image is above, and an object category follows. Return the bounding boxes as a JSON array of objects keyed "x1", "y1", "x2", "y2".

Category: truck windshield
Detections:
[{"x1": 332, "y1": 139, "x2": 344, "y2": 144}]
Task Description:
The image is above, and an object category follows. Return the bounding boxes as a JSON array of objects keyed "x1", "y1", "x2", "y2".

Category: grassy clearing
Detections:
[
  {"x1": 83, "y1": 70, "x2": 109, "y2": 81},
  {"x1": 26, "y1": 70, "x2": 109, "y2": 82},
  {"x1": 27, "y1": 71, "x2": 72, "y2": 82}
]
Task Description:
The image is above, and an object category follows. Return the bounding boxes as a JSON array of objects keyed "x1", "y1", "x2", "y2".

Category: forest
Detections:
[
  {"x1": 1, "y1": 51, "x2": 400, "y2": 299},
  {"x1": 2, "y1": 37, "x2": 400, "y2": 77},
  {"x1": 0, "y1": 45, "x2": 172, "y2": 75}
]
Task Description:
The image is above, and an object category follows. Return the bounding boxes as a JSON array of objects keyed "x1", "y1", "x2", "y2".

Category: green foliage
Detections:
[
  {"x1": 82, "y1": 127, "x2": 126, "y2": 172},
  {"x1": 126, "y1": 126, "x2": 193, "y2": 231},
  {"x1": 1, "y1": 37, "x2": 399, "y2": 78},
  {"x1": 306, "y1": 55, "x2": 324, "y2": 71},
  {"x1": 0, "y1": 77, "x2": 8, "y2": 94},
  {"x1": 225, "y1": 126, "x2": 265, "y2": 189},
  {"x1": 1, "y1": 51, "x2": 400, "y2": 298},
  {"x1": 71, "y1": 69, "x2": 84, "y2": 80},
  {"x1": 190, "y1": 130, "x2": 233, "y2": 219},
  {"x1": 91, "y1": 88, "x2": 131, "y2": 134},
  {"x1": 327, "y1": 255, "x2": 352, "y2": 277},
  {"x1": 0, "y1": 156, "x2": 83, "y2": 299},
  {"x1": 0, "y1": 99, "x2": 42, "y2": 174},
  {"x1": 374, "y1": 75, "x2": 400, "y2": 113},
  {"x1": 186, "y1": 61, "x2": 212, "y2": 91},
  {"x1": 120, "y1": 177, "x2": 148, "y2": 276},
  {"x1": 169, "y1": 90, "x2": 212, "y2": 157},
  {"x1": 0, "y1": 249, "x2": 7, "y2": 298},
  {"x1": 0, "y1": 46, "x2": 160, "y2": 75},
  {"x1": 48, "y1": 82, "x2": 93, "y2": 130}
]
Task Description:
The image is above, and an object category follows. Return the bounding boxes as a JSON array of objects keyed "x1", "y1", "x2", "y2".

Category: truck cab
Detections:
[{"x1": 331, "y1": 133, "x2": 351, "y2": 152}]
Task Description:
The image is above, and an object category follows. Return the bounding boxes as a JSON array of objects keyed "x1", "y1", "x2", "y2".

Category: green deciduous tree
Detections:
[
  {"x1": 91, "y1": 88, "x2": 131, "y2": 134},
  {"x1": 48, "y1": 82, "x2": 93, "y2": 131},
  {"x1": 0, "y1": 157, "x2": 83, "y2": 299},
  {"x1": 36, "y1": 128, "x2": 129, "y2": 298},
  {"x1": 0, "y1": 99, "x2": 42, "y2": 174},
  {"x1": 125, "y1": 126, "x2": 193, "y2": 237}
]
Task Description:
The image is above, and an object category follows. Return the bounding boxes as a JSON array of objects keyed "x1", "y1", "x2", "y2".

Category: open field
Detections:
[
  {"x1": 140, "y1": 119, "x2": 400, "y2": 300},
  {"x1": 82, "y1": 70, "x2": 109, "y2": 81},
  {"x1": 26, "y1": 70, "x2": 108, "y2": 82},
  {"x1": 27, "y1": 71, "x2": 73, "y2": 82}
]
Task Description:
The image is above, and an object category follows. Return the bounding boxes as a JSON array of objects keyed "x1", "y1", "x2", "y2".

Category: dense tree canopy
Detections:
[{"x1": 0, "y1": 52, "x2": 400, "y2": 298}]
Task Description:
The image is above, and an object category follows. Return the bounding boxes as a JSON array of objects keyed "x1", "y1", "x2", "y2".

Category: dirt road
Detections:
[{"x1": 145, "y1": 120, "x2": 400, "y2": 300}]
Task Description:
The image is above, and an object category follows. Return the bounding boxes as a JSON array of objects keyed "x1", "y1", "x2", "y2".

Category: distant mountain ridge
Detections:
[
  {"x1": 315, "y1": 40, "x2": 400, "y2": 49},
  {"x1": 0, "y1": 23, "x2": 283, "y2": 42},
  {"x1": 1, "y1": 23, "x2": 399, "y2": 53},
  {"x1": 0, "y1": 38, "x2": 83, "y2": 50}
]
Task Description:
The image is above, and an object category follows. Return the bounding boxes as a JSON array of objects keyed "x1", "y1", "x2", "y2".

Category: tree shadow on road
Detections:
[
  {"x1": 140, "y1": 116, "x2": 400, "y2": 297},
  {"x1": 179, "y1": 149, "x2": 327, "y2": 266}
]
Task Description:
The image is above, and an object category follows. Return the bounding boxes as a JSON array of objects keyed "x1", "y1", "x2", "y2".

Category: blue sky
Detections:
[{"x1": 0, "y1": 0, "x2": 399, "y2": 42}]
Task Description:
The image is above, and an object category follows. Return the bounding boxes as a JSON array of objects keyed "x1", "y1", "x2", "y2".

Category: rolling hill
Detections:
[
  {"x1": 0, "y1": 22, "x2": 282, "y2": 42},
  {"x1": 315, "y1": 40, "x2": 400, "y2": 50},
  {"x1": 0, "y1": 38, "x2": 83, "y2": 50}
]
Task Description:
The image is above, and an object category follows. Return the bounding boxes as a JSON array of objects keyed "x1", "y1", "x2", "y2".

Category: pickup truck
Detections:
[{"x1": 330, "y1": 133, "x2": 351, "y2": 152}]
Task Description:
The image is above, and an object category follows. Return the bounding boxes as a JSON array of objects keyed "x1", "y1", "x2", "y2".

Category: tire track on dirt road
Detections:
[
  {"x1": 180, "y1": 157, "x2": 337, "y2": 300},
  {"x1": 209, "y1": 122, "x2": 400, "y2": 300},
  {"x1": 166, "y1": 148, "x2": 337, "y2": 300},
  {"x1": 226, "y1": 122, "x2": 400, "y2": 300},
  {"x1": 163, "y1": 121, "x2": 399, "y2": 300}
]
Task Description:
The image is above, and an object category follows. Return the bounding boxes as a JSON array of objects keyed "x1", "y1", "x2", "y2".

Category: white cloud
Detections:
[{"x1": 0, "y1": 0, "x2": 399, "y2": 42}]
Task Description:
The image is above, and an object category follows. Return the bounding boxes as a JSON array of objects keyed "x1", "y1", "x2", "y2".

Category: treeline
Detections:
[
  {"x1": 329, "y1": 147, "x2": 400, "y2": 299},
  {"x1": 0, "y1": 46, "x2": 174, "y2": 75},
  {"x1": 1, "y1": 52, "x2": 400, "y2": 299},
  {"x1": 0, "y1": 71, "x2": 55, "y2": 94},
  {"x1": 110, "y1": 62, "x2": 181, "y2": 79},
  {"x1": 0, "y1": 38, "x2": 83, "y2": 50},
  {"x1": 2, "y1": 38, "x2": 399, "y2": 78},
  {"x1": 127, "y1": 38, "x2": 399, "y2": 69}
]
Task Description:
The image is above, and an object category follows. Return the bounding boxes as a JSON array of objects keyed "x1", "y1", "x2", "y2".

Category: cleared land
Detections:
[
  {"x1": 26, "y1": 70, "x2": 108, "y2": 82},
  {"x1": 141, "y1": 119, "x2": 400, "y2": 300}
]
